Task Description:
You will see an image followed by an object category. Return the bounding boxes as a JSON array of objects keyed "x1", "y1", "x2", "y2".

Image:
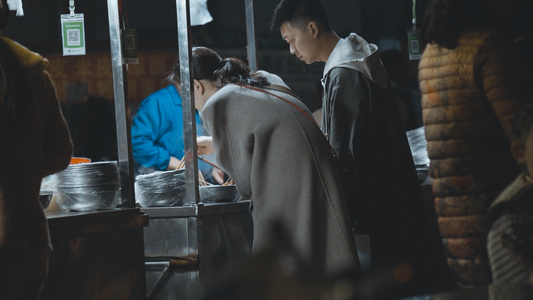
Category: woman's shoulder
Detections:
[
  {"x1": 215, "y1": 84, "x2": 241, "y2": 96},
  {"x1": 205, "y1": 85, "x2": 244, "y2": 106}
]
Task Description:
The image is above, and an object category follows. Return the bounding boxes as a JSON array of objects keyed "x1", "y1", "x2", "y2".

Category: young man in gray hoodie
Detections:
[{"x1": 271, "y1": 0, "x2": 434, "y2": 298}]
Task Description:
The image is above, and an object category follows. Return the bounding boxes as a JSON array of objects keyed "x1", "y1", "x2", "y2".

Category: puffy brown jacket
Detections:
[{"x1": 418, "y1": 29, "x2": 532, "y2": 285}]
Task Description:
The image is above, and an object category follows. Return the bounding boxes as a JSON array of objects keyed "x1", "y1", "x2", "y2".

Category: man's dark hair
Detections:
[{"x1": 270, "y1": 0, "x2": 331, "y2": 32}]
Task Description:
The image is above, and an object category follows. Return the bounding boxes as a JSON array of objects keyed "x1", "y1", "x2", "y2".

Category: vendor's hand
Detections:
[
  {"x1": 167, "y1": 156, "x2": 181, "y2": 170},
  {"x1": 211, "y1": 168, "x2": 225, "y2": 184},
  {"x1": 197, "y1": 136, "x2": 214, "y2": 155}
]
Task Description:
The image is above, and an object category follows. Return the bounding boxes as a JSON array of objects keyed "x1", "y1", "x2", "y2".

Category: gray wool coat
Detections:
[{"x1": 201, "y1": 71, "x2": 360, "y2": 276}]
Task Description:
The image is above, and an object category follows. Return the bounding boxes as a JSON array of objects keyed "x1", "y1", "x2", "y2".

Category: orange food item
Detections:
[{"x1": 70, "y1": 157, "x2": 91, "y2": 165}]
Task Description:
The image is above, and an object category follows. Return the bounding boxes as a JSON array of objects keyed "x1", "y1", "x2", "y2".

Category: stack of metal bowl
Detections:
[
  {"x1": 135, "y1": 169, "x2": 186, "y2": 207},
  {"x1": 56, "y1": 161, "x2": 120, "y2": 211}
]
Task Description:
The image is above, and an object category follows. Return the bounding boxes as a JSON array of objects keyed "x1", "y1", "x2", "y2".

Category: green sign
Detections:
[
  {"x1": 407, "y1": 29, "x2": 422, "y2": 60},
  {"x1": 61, "y1": 13, "x2": 86, "y2": 56}
]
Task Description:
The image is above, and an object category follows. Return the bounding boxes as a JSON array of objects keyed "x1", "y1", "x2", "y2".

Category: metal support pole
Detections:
[
  {"x1": 245, "y1": 0, "x2": 257, "y2": 71},
  {"x1": 176, "y1": 0, "x2": 200, "y2": 205},
  {"x1": 107, "y1": 0, "x2": 135, "y2": 208}
]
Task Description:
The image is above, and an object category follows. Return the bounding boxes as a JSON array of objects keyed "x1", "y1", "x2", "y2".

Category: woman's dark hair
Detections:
[
  {"x1": 422, "y1": 0, "x2": 491, "y2": 49},
  {"x1": 270, "y1": 0, "x2": 331, "y2": 32},
  {"x1": 169, "y1": 46, "x2": 268, "y2": 88}
]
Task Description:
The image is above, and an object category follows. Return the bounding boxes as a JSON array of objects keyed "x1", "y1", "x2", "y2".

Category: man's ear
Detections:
[
  {"x1": 308, "y1": 21, "x2": 319, "y2": 38},
  {"x1": 511, "y1": 140, "x2": 526, "y2": 164}
]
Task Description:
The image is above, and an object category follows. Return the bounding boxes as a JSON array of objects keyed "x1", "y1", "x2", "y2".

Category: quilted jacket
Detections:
[{"x1": 418, "y1": 29, "x2": 532, "y2": 285}]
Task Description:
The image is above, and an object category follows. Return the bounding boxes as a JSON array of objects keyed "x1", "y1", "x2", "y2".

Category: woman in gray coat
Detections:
[{"x1": 170, "y1": 46, "x2": 359, "y2": 277}]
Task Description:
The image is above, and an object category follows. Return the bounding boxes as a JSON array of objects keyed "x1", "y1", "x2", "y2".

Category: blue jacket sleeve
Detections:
[{"x1": 131, "y1": 92, "x2": 176, "y2": 170}]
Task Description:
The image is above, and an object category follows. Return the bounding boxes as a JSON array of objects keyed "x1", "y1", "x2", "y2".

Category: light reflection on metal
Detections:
[
  {"x1": 107, "y1": 0, "x2": 135, "y2": 207},
  {"x1": 176, "y1": 0, "x2": 200, "y2": 205},
  {"x1": 245, "y1": 0, "x2": 257, "y2": 71}
]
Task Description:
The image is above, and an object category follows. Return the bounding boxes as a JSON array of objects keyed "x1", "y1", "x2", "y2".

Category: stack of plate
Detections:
[
  {"x1": 56, "y1": 161, "x2": 120, "y2": 211},
  {"x1": 135, "y1": 169, "x2": 186, "y2": 207}
]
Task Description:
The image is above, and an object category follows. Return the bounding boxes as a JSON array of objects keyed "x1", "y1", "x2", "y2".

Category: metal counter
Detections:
[
  {"x1": 141, "y1": 201, "x2": 253, "y2": 300},
  {"x1": 42, "y1": 208, "x2": 148, "y2": 300}
]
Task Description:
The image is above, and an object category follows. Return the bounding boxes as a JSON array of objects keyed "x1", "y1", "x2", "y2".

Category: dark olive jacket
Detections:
[{"x1": 322, "y1": 34, "x2": 428, "y2": 271}]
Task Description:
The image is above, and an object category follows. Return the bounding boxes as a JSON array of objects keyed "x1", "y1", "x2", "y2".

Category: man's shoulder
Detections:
[
  {"x1": 324, "y1": 67, "x2": 368, "y2": 88},
  {"x1": 327, "y1": 66, "x2": 365, "y2": 78}
]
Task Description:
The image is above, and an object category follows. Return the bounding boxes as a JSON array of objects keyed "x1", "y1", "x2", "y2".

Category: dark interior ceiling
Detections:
[{"x1": 3, "y1": 0, "x2": 428, "y2": 53}]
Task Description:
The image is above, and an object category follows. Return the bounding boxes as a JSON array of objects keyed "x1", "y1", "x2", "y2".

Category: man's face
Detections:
[{"x1": 280, "y1": 21, "x2": 319, "y2": 64}]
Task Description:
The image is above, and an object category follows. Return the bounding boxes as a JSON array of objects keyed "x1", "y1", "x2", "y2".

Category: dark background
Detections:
[
  {"x1": 2, "y1": 0, "x2": 430, "y2": 161},
  {"x1": 3, "y1": 0, "x2": 426, "y2": 51},
  {"x1": 2, "y1": 0, "x2": 428, "y2": 104}
]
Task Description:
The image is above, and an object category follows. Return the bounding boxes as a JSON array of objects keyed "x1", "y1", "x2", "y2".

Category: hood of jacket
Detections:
[
  {"x1": 0, "y1": 37, "x2": 48, "y2": 114},
  {"x1": 1, "y1": 37, "x2": 48, "y2": 77},
  {"x1": 323, "y1": 33, "x2": 388, "y2": 88}
]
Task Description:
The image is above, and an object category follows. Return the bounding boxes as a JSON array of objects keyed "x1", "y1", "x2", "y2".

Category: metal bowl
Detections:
[
  {"x1": 135, "y1": 183, "x2": 186, "y2": 207},
  {"x1": 56, "y1": 188, "x2": 120, "y2": 212},
  {"x1": 55, "y1": 161, "x2": 120, "y2": 211},
  {"x1": 135, "y1": 169, "x2": 187, "y2": 207},
  {"x1": 199, "y1": 185, "x2": 240, "y2": 203}
]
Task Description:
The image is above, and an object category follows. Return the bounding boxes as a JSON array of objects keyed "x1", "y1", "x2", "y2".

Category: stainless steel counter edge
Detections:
[
  {"x1": 46, "y1": 207, "x2": 145, "y2": 221},
  {"x1": 140, "y1": 200, "x2": 251, "y2": 218},
  {"x1": 45, "y1": 208, "x2": 149, "y2": 238},
  {"x1": 46, "y1": 208, "x2": 148, "y2": 231}
]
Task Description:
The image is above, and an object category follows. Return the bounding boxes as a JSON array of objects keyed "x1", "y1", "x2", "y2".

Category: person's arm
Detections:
[
  {"x1": 210, "y1": 168, "x2": 225, "y2": 184},
  {"x1": 324, "y1": 68, "x2": 368, "y2": 175},
  {"x1": 167, "y1": 156, "x2": 181, "y2": 169},
  {"x1": 41, "y1": 71, "x2": 72, "y2": 177},
  {"x1": 196, "y1": 113, "x2": 216, "y2": 178},
  {"x1": 197, "y1": 136, "x2": 214, "y2": 155},
  {"x1": 131, "y1": 98, "x2": 172, "y2": 170}
]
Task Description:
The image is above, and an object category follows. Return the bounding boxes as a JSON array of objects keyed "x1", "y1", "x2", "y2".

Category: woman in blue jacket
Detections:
[{"x1": 131, "y1": 84, "x2": 214, "y2": 179}]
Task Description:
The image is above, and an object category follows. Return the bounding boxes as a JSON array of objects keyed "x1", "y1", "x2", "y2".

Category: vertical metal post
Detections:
[
  {"x1": 176, "y1": 0, "x2": 200, "y2": 205},
  {"x1": 245, "y1": 0, "x2": 257, "y2": 71},
  {"x1": 107, "y1": 0, "x2": 135, "y2": 208}
]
